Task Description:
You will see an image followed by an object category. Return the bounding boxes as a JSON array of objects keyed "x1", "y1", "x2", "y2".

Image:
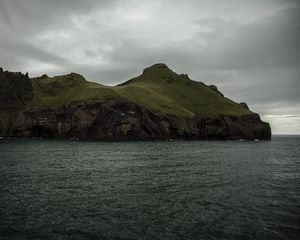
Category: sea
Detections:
[{"x1": 0, "y1": 136, "x2": 299, "y2": 240}]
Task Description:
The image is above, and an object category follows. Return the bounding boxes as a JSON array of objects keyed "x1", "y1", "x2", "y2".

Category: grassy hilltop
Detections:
[{"x1": 29, "y1": 63, "x2": 252, "y2": 118}]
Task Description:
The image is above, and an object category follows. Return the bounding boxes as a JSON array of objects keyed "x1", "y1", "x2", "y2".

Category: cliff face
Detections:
[
  {"x1": 0, "y1": 65, "x2": 271, "y2": 140},
  {"x1": 0, "y1": 100, "x2": 270, "y2": 140}
]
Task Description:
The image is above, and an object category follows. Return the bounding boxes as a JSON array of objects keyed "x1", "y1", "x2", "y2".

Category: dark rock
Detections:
[
  {"x1": 0, "y1": 100, "x2": 271, "y2": 140},
  {"x1": 180, "y1": 74, "x2": 189, "y2": 79},
  {"x1": 0, "y1": 68, "x2": 33, "y2": 109},
  {"x1": 240, "y1": 102, "x2": 250, "y2": 110},
  {"x1": 208, "y1": 85, "x2": 224, "y2": 97}
]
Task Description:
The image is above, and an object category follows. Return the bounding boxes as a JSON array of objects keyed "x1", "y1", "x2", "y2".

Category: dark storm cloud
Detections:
[
  {"x1": 205, "y1": 8, "x2": 300, "y2": 70},
  {"x1": 0, "y1": 0, "x2": 299, "y2": 133}
]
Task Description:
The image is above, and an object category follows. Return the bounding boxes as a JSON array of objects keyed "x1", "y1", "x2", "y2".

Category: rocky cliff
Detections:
[
  {"x1": 0, "y1": 68, "x2": 33, "y2": 109},
  {"x1": 0, "y1": 64, "x2": 271, "y2": 140}
]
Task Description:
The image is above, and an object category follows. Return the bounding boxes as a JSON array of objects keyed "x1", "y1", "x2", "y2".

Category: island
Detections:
[{"x1": 0, "y1": 64, "x2": 271, "y2": 140}]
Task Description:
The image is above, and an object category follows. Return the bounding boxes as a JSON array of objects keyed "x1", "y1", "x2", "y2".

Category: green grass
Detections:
[
  {"x1": 28, "y1": 64, "x2": 253, "y2": 118},
  {"x1": 29, "y1": 73, "x2": 122, "y2": 107}
]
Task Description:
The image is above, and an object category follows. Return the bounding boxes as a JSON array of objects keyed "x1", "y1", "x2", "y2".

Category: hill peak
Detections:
[
  {"x1": 146, "y1": 63, "x2": 168, "y2": 69},
  {"x1": 118, "y1": 63, "x2": 190, "y2": 87},
  {"x1": 142, "y1": 63, "x2": 173, "y2": 74}
]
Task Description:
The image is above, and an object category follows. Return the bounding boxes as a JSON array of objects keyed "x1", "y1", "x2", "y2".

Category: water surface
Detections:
[{"x1": 0, "y1": 136, "x2": 299, "y2": 239}]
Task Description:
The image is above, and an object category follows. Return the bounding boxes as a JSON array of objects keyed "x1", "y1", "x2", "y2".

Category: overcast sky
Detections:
[{"x1": 0, "y1": 0, "x2": 299, "y2": 134}]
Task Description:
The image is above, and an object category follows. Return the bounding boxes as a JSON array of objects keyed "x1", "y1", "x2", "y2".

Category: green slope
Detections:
[
  {"x1": 29, "y1": 73, "x2": 121, "y2": 107},
  {"x1": 28, "y1": 64, "x2": 253, "y2": 118}
]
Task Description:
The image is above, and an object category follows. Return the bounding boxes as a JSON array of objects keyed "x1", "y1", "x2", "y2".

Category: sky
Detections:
[{"x1": 0, "y1": 0, "x2": 299, "y2": 134}]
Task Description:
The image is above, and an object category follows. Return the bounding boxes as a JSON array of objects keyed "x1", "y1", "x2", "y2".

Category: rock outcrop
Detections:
[{"x1": 0, "y1": 68, "x2": 33, "y2": 109}]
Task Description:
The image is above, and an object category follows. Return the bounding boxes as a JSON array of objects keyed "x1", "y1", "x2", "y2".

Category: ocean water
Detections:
[{"x1": 0, "y1": 136, "x2": 299, "y2": 240}]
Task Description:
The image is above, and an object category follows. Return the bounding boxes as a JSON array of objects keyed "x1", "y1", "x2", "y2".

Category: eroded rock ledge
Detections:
[{"x1": 0, "y1": 100, "x2": 271, "y2": 140}]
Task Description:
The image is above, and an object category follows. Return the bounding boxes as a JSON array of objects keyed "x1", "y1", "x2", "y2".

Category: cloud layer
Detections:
[{"x1": 0, "y1": 0, "x2": 299, "y2": 134}]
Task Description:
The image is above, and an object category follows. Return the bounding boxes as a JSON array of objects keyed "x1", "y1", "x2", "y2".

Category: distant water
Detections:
[{"x1": 0, "y1": 136, "x2": 299, "y2": 240}]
